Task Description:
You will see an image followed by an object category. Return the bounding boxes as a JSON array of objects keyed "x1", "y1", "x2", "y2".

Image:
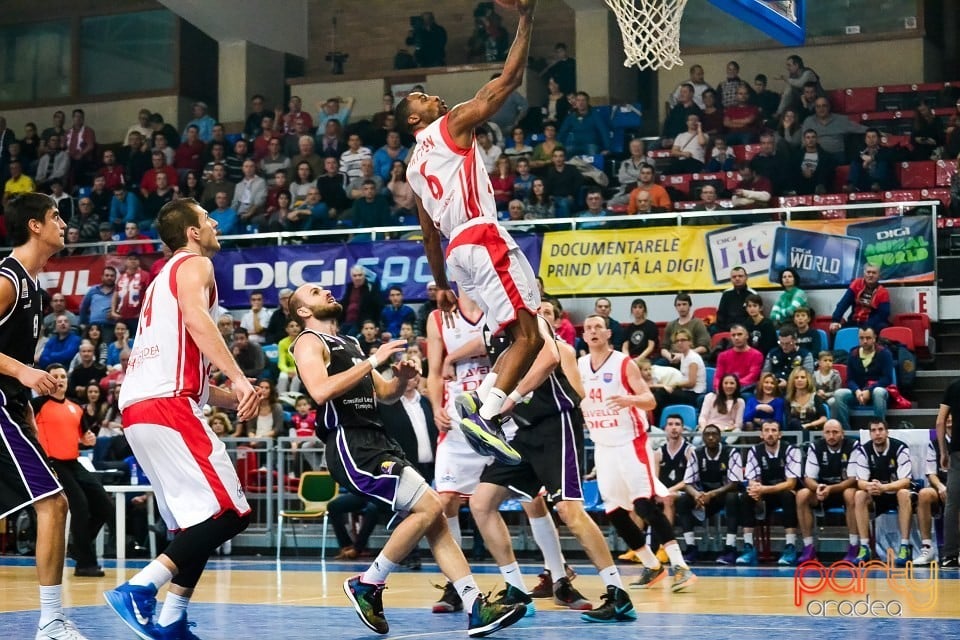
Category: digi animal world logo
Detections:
[{"x1": 793, "y1": 552, "x2": 938, "y2": 616}]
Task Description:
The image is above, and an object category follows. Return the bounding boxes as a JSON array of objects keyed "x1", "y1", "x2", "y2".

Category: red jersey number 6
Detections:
[{"x1": 419, "y1": 162, "x2": 444, "y2": 200}]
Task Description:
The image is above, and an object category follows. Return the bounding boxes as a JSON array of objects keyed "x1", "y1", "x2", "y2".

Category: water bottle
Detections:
[{"x1": 130, "y1": 462, "x2": 140, "y2": 485}]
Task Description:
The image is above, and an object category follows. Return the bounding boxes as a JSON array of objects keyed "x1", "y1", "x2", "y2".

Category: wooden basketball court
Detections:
[{"x1": 1, "y1": 556, "x2": 956, "y2": 638}]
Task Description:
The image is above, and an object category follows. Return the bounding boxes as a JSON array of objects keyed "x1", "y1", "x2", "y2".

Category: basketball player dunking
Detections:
[
  {"x1": 397, "y1": 0, "x2": 541, "y2": 466},
  {"x1": 103, "y1": 199, "x2": 260, "y2": 640}
]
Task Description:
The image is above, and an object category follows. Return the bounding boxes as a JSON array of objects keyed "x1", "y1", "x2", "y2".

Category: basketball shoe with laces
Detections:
[
  {"x1": 34, "y1": 617, "x2": 89, "y2": 640},
  {"x1": 103, "y1": 582, "x2": 158, "y2": 640},
  {"x1": 343, "y1": 575, "x2": 388, "y2": 634},
  {"x1": 490, "y1": 584, "x2": 535, "y2": 617},
  {"x1": 467, "y1": 592, "x2": 526, "y2": 637},
  {"x1": 552, "y1": 577, "x2": 593, "y2": 610},
  {"x1": 455, "y1": 392, "x2": 522, "y2": 465},
  {"x1": 432, "y1": 582, "x2": 463, "y2": 613},
  {"x1": 580, "y1": 585, "x2": 636, "y2": 623}
]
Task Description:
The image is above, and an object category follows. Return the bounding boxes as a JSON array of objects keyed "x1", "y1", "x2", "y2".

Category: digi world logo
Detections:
[{"x1": 793, "y1": 552, "x2": 938, "y2": 616}]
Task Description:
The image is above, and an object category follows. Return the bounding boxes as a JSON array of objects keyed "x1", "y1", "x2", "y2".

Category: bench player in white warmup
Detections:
[
  {"x1": 578, "y1": 315, "x2": 697, "y2": 593},
  {"x1": 398, "y1": 0, "x2": 541, "y2": 465},
  {"x1": 103, "y1": 198, "x2": 260, "y2": 640}
]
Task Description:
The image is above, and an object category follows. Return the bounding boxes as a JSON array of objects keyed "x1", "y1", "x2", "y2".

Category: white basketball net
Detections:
[{"x1": 605, "y1": 0, "x2": 688, "y2": 70}]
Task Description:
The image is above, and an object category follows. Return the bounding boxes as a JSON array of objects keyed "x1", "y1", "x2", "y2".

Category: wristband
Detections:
[
  {"x1": 367, "y1": 355, "x2": 379, "y2": 370},
  {"x1": 508, "y1": 390, "x2": 524, "y2": 404}
]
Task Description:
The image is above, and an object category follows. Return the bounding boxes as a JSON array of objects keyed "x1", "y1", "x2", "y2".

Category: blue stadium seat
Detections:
[
  {"x1": 816, "y1": 329, "x2": 829, "y2": 354},
  {"x1": 833, "y1": 327, "x2": 860, "y2": 354},
  {"x1": 581, "y1": 480, "x2": 602, "y2": 512},
  {"x1": 705, "y1": 367, "x2": 715, "y2": 393},
  {"x1": 659, "y1": 405, "x2": 697, "y2": 430},
  {"x1": 263, "y1": 343, "x2": 279, "y2": 365}
]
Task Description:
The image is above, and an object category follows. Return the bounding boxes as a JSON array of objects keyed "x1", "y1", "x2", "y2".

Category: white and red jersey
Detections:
[
  {"x1": 432, "y1": 308, "x2": 491, "y2": 425},
  {"x1": 406, "y1": 114, "x2": 498, "y2": 239},
  {"x1": 578, "y1": 350, "x2": 650, "y2": 447},
  {"x1": 115, "y1": 268, "x2": 152, "y2": 320},
  {"x1": 119, "y1": 251, "x2": 215, "y2": 411}
]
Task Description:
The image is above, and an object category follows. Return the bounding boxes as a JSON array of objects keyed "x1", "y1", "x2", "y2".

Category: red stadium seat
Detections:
[
  {"x1": 879, "y1": 326, "x2": 915, "y2": 351},
  {"x1": 661, "y1": 172, "x2": 692, "y2": 196},
  {"x1": 742, "y1": 144, "x2": 761, "y2": 161},
  {"x1": 897, "y1": 161, "x2": 937, "y2": 189},
  {"x1": 711, "y1": 332, "x2": 731, "y2": 348},
  {"x1": 892, "y1": 313, "x2": 930, "y2": 360},
  {"x1": 883, "y1": 190, "x2": 922, "y2": 215},
  {"x1": 936, "y1": 160, "x2": 958, "y2": 187},
  {"x1": 779, "y1": 195, "x2": 813, "y2": 208},
  {"x1": 813, "y1": 194, "x2": 848, "y2": 219},
  {"x1": 828, "y1": 89, "x2": 848, "y2": 113},
  {"x1": 844, "y1": 87, "x2": 878, "y2": 113},
  {"x1": 833, "y1": 363, "x2": 848, "y2": 387},
  {"x1": 833, "y1": 165, "x2": 851, "y2": 193},
  {"x1": 847, "y1": 191, "x2": 882, "y2": 203},
  {"x1": 920, "y1": 187, "x2": 951, "y2": 208},
  {"x1": 693, "y1": 306, "x2": 717, "y2": 327}
]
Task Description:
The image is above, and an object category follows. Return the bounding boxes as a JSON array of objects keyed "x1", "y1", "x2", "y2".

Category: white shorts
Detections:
[
  {"x1": 122, "y1": 397, "x2": 250, "y2": 530},
  {"x1": 434, "y1": 428, "x2": 492, "y2": 495},
  {"x1": 595, "y1": 437, "x2": 668, "y2": 513},
  {"x1": 446, "y1": 221, "x2": 540, "y2": 335}
]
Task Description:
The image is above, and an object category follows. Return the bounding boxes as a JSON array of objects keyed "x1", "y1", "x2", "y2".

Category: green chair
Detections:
[{"x1": 275, "y1": 471, "x2": 338, "y2": 562}]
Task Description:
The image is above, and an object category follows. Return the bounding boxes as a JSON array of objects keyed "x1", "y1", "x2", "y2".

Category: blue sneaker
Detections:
[
  {"x1": 855, "y1": 545, "x2": 872, "y2": 564},
  {"x1": 467, "y1": 592, "x2": 526, "y2": 637},
  {"x1": 455, "y1": 391, "x2": 481, "y2": 420},
  {"x1": 580, "y1": 585, "x2": 636, "y2": 623},
  {"x1": 103, "y1": 582, "x2": 158, "y2": 640},
  {"x1": 778, "y1": 543, "x2": 798, "y2": 566},
  {"x1": 490, "y1": 584, "x2": 535, "y2": 617},
  {"x1": 152, "y1": 611, "x2": 201, "y2": 639},
  {"x1": 735, "y1": 543, "x2": 757, "y2": 566},
  {"x1": 343, "y1": 575, "x2": 388, "y2": 634}
]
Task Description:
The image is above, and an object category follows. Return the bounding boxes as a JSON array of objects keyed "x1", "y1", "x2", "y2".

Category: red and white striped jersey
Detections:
[
  {"x1": 577, "y1": 350, "x2": 649, "y2": 447},
  {"x1": 432, "y1": 308, "x2": 490, "y2": 425},
  {"x1": 119, "y1": 251, "x2": 215, "y2": 411},
  {"x1": 406, "y1": 114, "x2": 498, "y2": 239}
]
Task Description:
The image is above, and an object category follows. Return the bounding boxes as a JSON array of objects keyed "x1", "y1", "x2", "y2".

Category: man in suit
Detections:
[{"x1": 379, "y1": 359, "x2": 438, "y2": 569}]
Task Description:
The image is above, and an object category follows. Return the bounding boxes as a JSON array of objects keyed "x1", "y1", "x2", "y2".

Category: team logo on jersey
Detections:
[
  {"x1": 20, "y1": 279, "x2": 29, "y2": 298},
  {"x1": 380, "y1": 460, "x2": 397, "y2": 475},
  {"x1": 603, "y1": 373, "x2": 613, "y2": 383}
]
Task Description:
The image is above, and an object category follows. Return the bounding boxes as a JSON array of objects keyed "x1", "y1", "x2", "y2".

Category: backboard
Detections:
[{"x1": 707, "y1": 0, "x2": 805, "y2": 46}]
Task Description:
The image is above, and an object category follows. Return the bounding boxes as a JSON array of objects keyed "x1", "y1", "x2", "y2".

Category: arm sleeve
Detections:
[{"x1": 832, "y1": 288, "x2": 855, "y2": 323}]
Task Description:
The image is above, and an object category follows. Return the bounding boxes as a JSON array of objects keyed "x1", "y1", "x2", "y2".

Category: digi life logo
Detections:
[
  {"x1": 705, "y1": 222, "x2": 778, "y2": 284},
  {"x1": 793, "y1": 553, "x2": 938, "y2": 616}
]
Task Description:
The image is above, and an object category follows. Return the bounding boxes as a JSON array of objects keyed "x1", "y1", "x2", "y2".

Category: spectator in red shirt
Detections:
[
  {"x1": 64, "y1": 108, "x2": 97, "y2": 185},
  {"x1": 173, "y1": 125, "x2": 206, "y2": 174},
  {"x1": 96, "y1": 148, "x2": 125, "y2": 191},
  {"x1": 115, "y1": 222, "x2": 153, "y2": 256},
  {"x1": 724, "y1": 83, "x2": 762, "y2": 145},
  {"x1": 139, "y1": 150, "x2": 178, "y2": 198},
  {"x1": 111, "y1": 254, "x2": 152, "y2": 334},
  {"x1": 714, "y1": 323, "x2": 765, "y2": 393}
]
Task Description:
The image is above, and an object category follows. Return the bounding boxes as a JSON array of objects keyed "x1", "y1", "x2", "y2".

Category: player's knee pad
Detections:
[
  {"x1": 165, "y1": 510, "x2": 249, "y2": 569},
  {"x1": 608, "y1": 508, "x2": 647, "y2": 550},
  {"x1": 394, "y1": 466, "x2": 430, "y2": 513},
  {"x1": 634, "y1": 498, "x2": 674, "y2": 543}
]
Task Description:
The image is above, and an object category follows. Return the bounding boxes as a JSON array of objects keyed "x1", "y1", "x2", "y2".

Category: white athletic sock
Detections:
[
  {"x1": 528, "y1": 515, "x2": 566, "y2": 583},
  {"x1": 785, "y1": 533, "x2": 797, "y2": 546},
  {"x1": 743, "y1": 532, "x2": 754, "y2": 546},
  {"x1": 663, "y1": 541, "x2": 688, "y2": 569},
  {"x1": 598, "y1": 565, "x2": 623, "y2": 589},
  {"x1": 849, "y1": 534, "x2": 859, "y2": 546},
  {"x1": 683, "y1": 531, "x2": 696, "y2": 546},
  {"x1": 362, "y1": 553, "x2": 399, "y2": 585},
  {"x1": 447, "y1": 516, "x2": 462, "y2": 548},
  {"x1": 725, "y1": 533, "x2": 737, "y2": 548},
  {"x1": 129, "y1": 560, "x2": 173, "y2": 591},
  {"x1": 38, "y1": 585, "x2": 62, "y2": 628},
  {"x1": 156, "y1": 592, "x2": 190, "y2": 627},
  {"x1": 479, "y1": 389, "x2": 506, "y2": 420},
  {"x1": 454, "y1": 575, "x2": 481, "y2": 612},
  {"x1": 477, "y1": 373, "x2": 498, "y2": 404},
  {"x1": 499, "y1": 562, "x2": 527, "y2": 592},
  {"x1": 900, "y1": 539, "x2": 910, "y2": 546},
  {"x1": 636, "y1": 545, "x2": 660, "y2": 570},
  {"x1": 803, "y1": 537, "x2": 815, "y2": 547}
]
